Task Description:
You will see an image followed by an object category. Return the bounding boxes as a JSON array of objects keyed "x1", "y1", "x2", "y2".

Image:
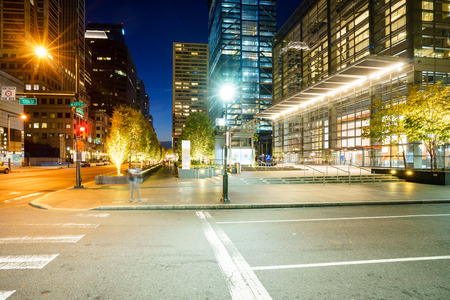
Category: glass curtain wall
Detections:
[
  {"x1": 271, "y1": 0, "x2": 450, "y2": 169},
  {"x1": 208, "y1": 0, "x2": 276, "y2": 128}
]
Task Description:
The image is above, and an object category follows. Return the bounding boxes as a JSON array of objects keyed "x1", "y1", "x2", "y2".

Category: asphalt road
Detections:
[
  {"x1": 0, "y1": 165, "x2": 118, "y2": 206},
  {"x1": 0, "y1": 204, "x2": 449, "y2": 299}
]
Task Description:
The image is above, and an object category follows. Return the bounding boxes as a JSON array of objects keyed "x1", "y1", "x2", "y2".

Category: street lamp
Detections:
[
  {"x1": 220, "y1": 84, "x2": 234, "y2": 203},
  {"x1": 7, "y1": 113, "x2": 27, "y2": 171},
  {"x1": 32, "y1": 44, "x2": 83, "y2": 188}
]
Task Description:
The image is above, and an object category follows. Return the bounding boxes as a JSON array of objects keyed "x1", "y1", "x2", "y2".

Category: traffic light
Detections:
[
  {"x1": 76, "y1": 125, "x2": 86, "y2": 140},
  {"x1": 79, "y1": 126, "x2": 86, "y2": 139}
]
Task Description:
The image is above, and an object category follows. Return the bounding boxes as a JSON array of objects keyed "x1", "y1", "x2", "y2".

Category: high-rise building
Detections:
[
  {"x1": 258, "y1": 0, "x2": 450, "y2": 169},
  {"x1": 136, "y1": 78, "x2": 150, "y2": 121},
  {"x1": 0, "y1": 0, "x2": 88, "y2": 164},
  {"x1": 207, "y1": 0, "x2": 277, "y2": 128},
  {"x1": 172, "y1": 42, "x2": 209, "y2": 151},
  {"x1": 85, "y1": 23, "x2": 138, "y2": 117}
]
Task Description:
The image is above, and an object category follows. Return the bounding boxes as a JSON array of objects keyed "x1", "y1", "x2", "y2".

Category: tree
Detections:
[
  {"x1": 363, "y1": 82, "x2": 450, "y2": 171},
  {"x1": 403, "y1": 82, "x2": 450, "y2": 170},
  {"x1": 178, "y1": 112, "x2": 215, "y2": 162},
  {"x1": 105, "y1": 107, "x2": 130, "y2": 175},
  {"x1": 362, "y1": 94, "x2": 408, "y2": 169}
]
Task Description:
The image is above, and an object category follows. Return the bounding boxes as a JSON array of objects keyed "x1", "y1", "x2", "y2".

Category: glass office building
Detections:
[
  {"x1": 207, "y1": 0, "x2": 277, "y2": 128},
  {"x1": 257, "y1": 0, "x2": 450, "y2": 169}
]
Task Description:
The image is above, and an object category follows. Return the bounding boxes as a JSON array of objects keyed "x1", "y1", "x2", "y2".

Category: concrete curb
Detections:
[{"x1": 90, "y1": 199, "x2": 450, "y2": 211}]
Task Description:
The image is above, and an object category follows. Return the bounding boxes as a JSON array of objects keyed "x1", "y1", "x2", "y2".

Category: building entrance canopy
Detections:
[{"x1": 256, "y1": 56, "x2": 407, "y2": 120}]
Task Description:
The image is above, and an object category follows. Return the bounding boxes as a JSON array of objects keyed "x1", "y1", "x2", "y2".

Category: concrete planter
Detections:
[
  {"x1": 372, "y1": 168, "x2": 450, "y2": 185},
  {"x1": 95, "y1": 164, "x2": 162, "y2": 185},
  {"x1": 178, "y1": 167, "x2": 223, "y2": 179}
]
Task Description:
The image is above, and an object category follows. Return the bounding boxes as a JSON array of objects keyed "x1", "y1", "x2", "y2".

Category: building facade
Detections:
[
  {"x1": 85, "y1": 23, "x2": 138, "y2": 117},
  {"x1": 257, "y1": 0, "x2": 450, "y2": 169},
  {"x1": 0, "y1": 71, "x2": 25, "y2": 166},
  {"x1": 172, "y1": 43, "x2": 209, "y2": 151},
  {"x1": 207, "y1": 0, "x2": 277, "y2": 128},
  {"x1": 0, "y1": 0, "x2": 89, "y2": 164}
]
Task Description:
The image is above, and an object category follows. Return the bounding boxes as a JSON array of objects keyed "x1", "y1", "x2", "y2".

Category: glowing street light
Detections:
[
  {"x1": 35, "y1": 46, "x2": 48, "y2": 58},
  {"x1": 219, "y1": 84, "x2": 235, "y2": 204}
]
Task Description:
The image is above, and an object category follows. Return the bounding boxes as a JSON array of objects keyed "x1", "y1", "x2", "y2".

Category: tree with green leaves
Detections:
[
  {"x1": 178, "y1": 112, "x2": 215, "y2": 162},
  {"x1": 105, "y1": 107, "x2": 131, "y2": 175},
  {"x1": 363, "y1": 82, "x2": 450, "y2": 171},
  {"x1": 403, "y1": 82, "x2": 450, "y2": 170},
  {"x1": 362, "y1": 93, "x2": 408, "y2": 169},
  {"x1": 106, "y1": 106, "x2": 162, "y2": 174}
]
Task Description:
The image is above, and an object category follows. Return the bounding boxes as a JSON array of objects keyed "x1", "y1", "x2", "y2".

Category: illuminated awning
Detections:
[{"x1": 256, "y1": 56, "x2": 408, "y2": 119}]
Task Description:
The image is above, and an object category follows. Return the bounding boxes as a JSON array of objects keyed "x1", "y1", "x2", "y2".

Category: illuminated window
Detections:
[
  {"x1": 41, "y1": 123, "x2": 48, "y2": 129},
  {"x1": 33, "y1": 123, "x2": 39, "y2": 128}
]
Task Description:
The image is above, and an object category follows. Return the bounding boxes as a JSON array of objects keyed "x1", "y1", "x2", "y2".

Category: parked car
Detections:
[
  {"x1": 0, "y1": 165, "x2": 10, "y2": 174},
  {"x1": 81, "y1": 162, "x2": 90, "y2": 167},
  {"x1": 96, "y1": 161, "x2": 104, "y2": 166}
]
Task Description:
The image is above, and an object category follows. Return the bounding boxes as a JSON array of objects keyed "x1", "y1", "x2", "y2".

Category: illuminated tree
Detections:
[
  {"x1": 178, "y1": 112, "x2": 214, "y2": 162},
  {"x1": 362, "y1": 94, "x2": 408, "y2": 169},
  {"x1": 403, "y1": 82, "x2": 450, "y2": 170},
  {"x1": 363, "y1": 82, "x2": 450, "y2": 171},
  {"x1": 105, "y1": 108, "x2": 130, "y2": 175}
]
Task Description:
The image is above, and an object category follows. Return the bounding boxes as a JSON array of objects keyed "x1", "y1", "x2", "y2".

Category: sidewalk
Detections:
[{"x1": 29, "y1": 166, "x2": 450, "y2": 211}]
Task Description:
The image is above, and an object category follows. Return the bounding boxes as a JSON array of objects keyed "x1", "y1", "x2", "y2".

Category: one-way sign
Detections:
[{"x1": 1, "y1": 86, "x2": 16, "y2": 101}]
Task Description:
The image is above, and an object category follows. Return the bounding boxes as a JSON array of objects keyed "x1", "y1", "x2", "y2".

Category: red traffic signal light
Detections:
[{"x1": 77, "y1": 125, "x2": 87, "y2": 139}]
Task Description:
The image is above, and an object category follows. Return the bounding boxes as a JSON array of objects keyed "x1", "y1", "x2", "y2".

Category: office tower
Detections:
[
  {"x1": 207, "y1": 0, "x2": 277, "y2": 128},
  {"x1": 0, "y1": 0, "x2": 88, "y2": 163},
  {"x1": 258, "y1": 0, "x2": 450, "y2": 169},
  {"x1": 136, "y1": 78, "x2": 150, "y2": 121},
  {"x1": 172, "y1": 43, "x2": 209, "y2": 151},
  {"x1": 85, "y1": 23, "x2": 138, "y2": 117}
]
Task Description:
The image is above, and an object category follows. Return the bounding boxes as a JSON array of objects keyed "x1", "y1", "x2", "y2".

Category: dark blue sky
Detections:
[{"x1": 86, "y1": 0, "x2": 303, "y2": 142}]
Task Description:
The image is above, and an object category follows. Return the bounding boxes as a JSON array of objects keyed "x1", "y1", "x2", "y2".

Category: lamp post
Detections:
[
  {"x1": 7, "y1": 113, "x2": 27, "y2": 171},
  {"x1": 220, "y1": 84, "x2": 234, "y2": 203},
  {"x1": 34, "y1": 45, "x2": 83, "y2": 188}
]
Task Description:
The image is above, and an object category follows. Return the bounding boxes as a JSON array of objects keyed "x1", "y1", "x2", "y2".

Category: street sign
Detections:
[
  {"x1": 1, "y1": 86, "x2": 16, "y2": 100},
  {"x1": 77, "y1": 141, "x2": 84, "y2": 151},
  {"x1": 70, "y1": 101, "x2": 85, "y2": 107},
  {"x1": 19, "y1": 98, "x2": 37, "y2": 105},
  {"x1": 75, "y1": 107, "x2": 85, "y2": 117}
]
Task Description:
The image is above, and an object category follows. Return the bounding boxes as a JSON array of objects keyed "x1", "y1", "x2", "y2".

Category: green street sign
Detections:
[
  {"x1": 75, "y1": 107, "x2": 85, "y2": 116},
  {"x1": 70, "y1": 101, "x2": 85, "y2": 107},
  {"x1": 19, "y1": 98, "x2": 37, "y2": 105}
]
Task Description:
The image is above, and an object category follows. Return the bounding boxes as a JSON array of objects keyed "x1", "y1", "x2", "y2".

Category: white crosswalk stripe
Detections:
[
  {"x1": 0, "y1": 291, "x2": 15, "y2": 300},
  {"x1": 0, "y1": 235, "x2": 85, "y2": 244},
  {"x1": 76, "y1": 213, "x2": 110, "y2": 218},
  {"x1": 0, "y1": 254, "x2": 59, "y2": 270}
]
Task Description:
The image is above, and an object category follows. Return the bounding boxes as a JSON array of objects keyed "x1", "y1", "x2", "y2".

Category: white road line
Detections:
[
  {"x1": 217, "y1": 214, "x2": 450, "y2": 224},
  {"x1": 76, "y1": 213, "x2": 110, "y2": 218},
  {"x1": 253, "y1": 256, "x2": 450, "y2": 271},
  {"x1": 20, "y1": 223, "x2": 99, "y2": 228},
  {"x1": 0, "y1": 235, "x2": 85, "y2": 244},
  {"x1": 0, "y1": 290, "x2": 15, "y2": 300},
  {"x1": 4, "y1": 193, "x2": 44, "y2": 203},
  {"x1": 0, "y1": 254, "x2": 59, "y2": 270},
  {"x1": 196, "y1": 211, "x2": 271, "y2": 300}
]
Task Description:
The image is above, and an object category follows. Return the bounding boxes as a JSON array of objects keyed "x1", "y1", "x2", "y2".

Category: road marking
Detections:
[
  {"x1": 4, "y1": 193, "x2": 44, "y2": 203},
  {"x1": 196, "y1": 211, "x2": 271, "y2": 300},
  {"x1": 0, "y1": 291, "x2": 15, "y2": 300},
  {"x1": 253, "y1": 255, "x2": 450, "y2": 271},
  {"x1": 21, "y1": 223, "x2": 99, "y2": 228},
  {"x1": 76, "y1": 213, "x2": 110, "y2": 218},
  {"x1": 217, "y1": 214, "x2": 450, "y2": 224},
  {"x1": 0, "y1": 235, "x2": 85, "y2": 244},
  {"x1": 0, "y1": 254, "x2": 59, "y2": 270},
  {"x1": 7, "y1": 192, "x2": 20, "y2": 195}
]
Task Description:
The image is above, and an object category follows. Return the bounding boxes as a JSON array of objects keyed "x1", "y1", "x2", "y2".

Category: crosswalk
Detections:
[{"x1": 0, "y1": 213, "x2": 109, "y2": 299}]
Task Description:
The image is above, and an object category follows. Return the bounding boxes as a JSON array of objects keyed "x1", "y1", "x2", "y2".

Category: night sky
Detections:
[{"x1": 86, "y1": 0, "x2": 303, "y2": 143}]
